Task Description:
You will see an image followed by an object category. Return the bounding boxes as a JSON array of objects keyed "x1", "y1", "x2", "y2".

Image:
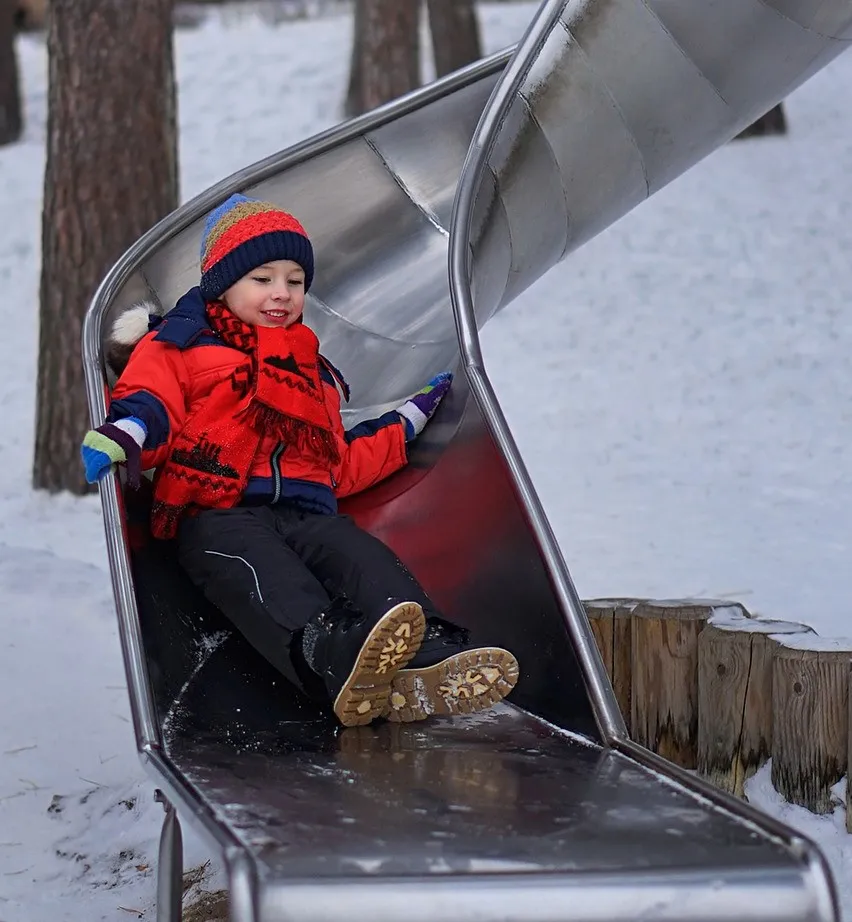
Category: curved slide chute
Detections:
[{"x1": 82, "y1": 4, "x2": 851, "y2": 919}]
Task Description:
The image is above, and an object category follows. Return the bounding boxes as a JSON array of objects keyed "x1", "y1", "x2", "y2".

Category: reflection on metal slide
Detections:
[{"x1": 82, "y1": 1, "x2": 852, "y2": 920}]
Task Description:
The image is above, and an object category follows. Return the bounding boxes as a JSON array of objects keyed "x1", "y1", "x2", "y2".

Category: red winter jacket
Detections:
[{"x1": 107, "y1": 288, "x2": 408, "y2": 518}]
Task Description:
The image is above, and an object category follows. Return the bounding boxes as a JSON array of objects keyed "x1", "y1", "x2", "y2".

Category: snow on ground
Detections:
[
  {"x1": 484, "y1": 56, "x2": 852, "y2": 629},
  {"x1": 744, "y1": 768, "x2": 852, "y2": 913},
  {"x1": 2, "y1": 2, "x2": 852, "y2": 919}
]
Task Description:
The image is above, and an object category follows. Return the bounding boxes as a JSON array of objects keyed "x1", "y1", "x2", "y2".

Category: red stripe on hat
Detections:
[{"x1": 202, "y1": 211, "x2": 309, "y2": 271}]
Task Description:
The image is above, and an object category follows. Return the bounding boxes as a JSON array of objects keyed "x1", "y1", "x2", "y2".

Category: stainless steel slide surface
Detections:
[
  {"x1": 170, "y1": 703, "x2": 823, "y2": 922},
  {"x1": 81, "y1": 3, "x2": 851, "y2": 920}
]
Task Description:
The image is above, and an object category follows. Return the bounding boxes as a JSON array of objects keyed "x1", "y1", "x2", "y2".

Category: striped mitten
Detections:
[
  {"x1": 80, "y1": 417, "x2": 147, "y2": 488},
  {"x1": 396, "y1": 372, "x2": 452, "y2": 442}
]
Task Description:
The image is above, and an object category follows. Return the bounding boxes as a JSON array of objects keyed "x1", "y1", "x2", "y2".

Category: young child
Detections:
[{"x1": 82, "y1": 194, "x2": 519, "y2": 727}]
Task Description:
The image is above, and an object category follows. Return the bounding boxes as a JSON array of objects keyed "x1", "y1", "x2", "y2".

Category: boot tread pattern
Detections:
[
  {"x1": 376, "y1": 623, "x2": 414, "y2": 675},
  {"x1": 387, "y1": 647, "x2": 519, "y2": 723},
  {"x1": 333, "y1": 602, "x2": 425, "y2": 727}
]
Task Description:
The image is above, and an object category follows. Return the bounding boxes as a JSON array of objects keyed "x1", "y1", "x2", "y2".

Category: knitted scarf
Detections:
[{"x1": 150, "y1": 302, "x2": 339, "y2": 539}]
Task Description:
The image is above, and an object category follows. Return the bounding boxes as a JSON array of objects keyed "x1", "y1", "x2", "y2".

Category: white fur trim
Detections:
[{"x1": 110, "y1": 301, "x2": 160, "y2": 347}]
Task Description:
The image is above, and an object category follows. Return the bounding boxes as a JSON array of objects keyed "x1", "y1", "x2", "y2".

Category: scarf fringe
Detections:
[
  {"x1": 241, "y1": 400, "x2": 341, "y2": 466},
  {"x1": 151, "y1": 499, "x2": 190, "y2": 540}
]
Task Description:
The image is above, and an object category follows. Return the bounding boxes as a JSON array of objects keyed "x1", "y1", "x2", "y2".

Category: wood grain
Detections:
[
  {"x1": 631, "y1": 601, "x2": 715, "y2": 768},
  {"x1": 771, "y1": 639, "x2": 852, "y2": 814},
  {"x1": 697, "y1": 617, "x2": 813, "y2": 796}
]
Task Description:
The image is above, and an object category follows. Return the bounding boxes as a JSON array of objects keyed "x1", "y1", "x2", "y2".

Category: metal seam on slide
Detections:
[
  {"x1": 556, "y1": 17, "x2": 650, "y2": 199},
  {"x1": 635, "y1": 0, "x2": 729, "y2": 104},
  {"x1": 363, "y1": 135, "x2": 450, "y2": 238}
]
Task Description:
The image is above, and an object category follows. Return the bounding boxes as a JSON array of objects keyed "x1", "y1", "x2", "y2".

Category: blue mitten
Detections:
[
  {"x1": 396, "y1": 372, "x2": 452, "y2": 441},
  {"x1": 80, "y1": 417, "x2": 147, "y2": 488}
]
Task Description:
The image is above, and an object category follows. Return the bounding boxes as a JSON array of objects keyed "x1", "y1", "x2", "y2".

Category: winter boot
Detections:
[
  {"x1": 301, "y1": 600, "x2": 426, "y2": 727},
  {"x1": 385, "y1": 617, "x2": 519, "y2": 723}
]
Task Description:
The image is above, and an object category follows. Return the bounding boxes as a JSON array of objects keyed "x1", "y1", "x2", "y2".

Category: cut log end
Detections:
[
  {"x1": 771, "y1": 641, "x2": 852, "y2": 814},
  {"x1": 631, "y1": 600, "x2": 726, "y2": 768},
  {"x1": 697, "y1": 620, "x2": 815, "y2": 797},
  {"x1": 584, "y1": 599, "x2": 637, "y2": 733}
]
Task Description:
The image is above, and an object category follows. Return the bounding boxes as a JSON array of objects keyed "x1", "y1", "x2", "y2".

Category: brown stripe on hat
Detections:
[{"x1": 201, "y1": 199, "x2": 281, "y2": 266}]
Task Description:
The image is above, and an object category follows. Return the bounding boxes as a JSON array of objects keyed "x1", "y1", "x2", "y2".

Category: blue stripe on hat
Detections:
[{"x1": 200, "y1": 193, "x2": 255, "y2": 260}]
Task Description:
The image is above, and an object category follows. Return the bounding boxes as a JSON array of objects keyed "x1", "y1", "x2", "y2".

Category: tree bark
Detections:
[
  {"x1": 346, "y1": 0, "x2": 420, "y2": 118},
  {"x1": 0, "y1": 0, "x2": 23, "y2": 145},
  {"x1": 14, "y1": 0, "x2": 48, "y2": 31},
  {"x1": 344, "y1": 0, "x2": 365, "y2": 118},
  {"x1": 735, "y1": 103, "x2": 787, "y2": 140},
  {"x1": 34, "y1": 0, "x2": 178, "y2": 493},
  {"x1": 427, "y1": 0, "x2": 482, "y2": 79}
]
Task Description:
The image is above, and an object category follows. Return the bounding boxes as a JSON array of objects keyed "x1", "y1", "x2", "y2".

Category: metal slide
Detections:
[{"x1": 82, "y1": 2, "x2": 852, "y2": 920}]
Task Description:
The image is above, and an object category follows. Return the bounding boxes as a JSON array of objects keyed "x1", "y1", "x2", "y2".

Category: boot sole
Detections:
[
  {"x1": 333, "y1": 601, "x2": 426, "y2": 727},
  {"x1": 386, "y1": 647, "x2": 519, "y2": 722}
]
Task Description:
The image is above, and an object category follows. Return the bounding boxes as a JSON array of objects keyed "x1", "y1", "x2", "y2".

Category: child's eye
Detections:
[
  {"x1": 289, "y1": 279, "x2": 304, "y2": 287},
  {"x1": 252, "y1": 275, "x2": 271, "y2": 284}
]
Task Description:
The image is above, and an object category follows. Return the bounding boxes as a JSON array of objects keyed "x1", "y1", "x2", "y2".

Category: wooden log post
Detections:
[
  {"x1": 631, "y1": 600, "x2": 731, "y2": 768},
  {"x1": 697, "y1": 609, "x2": 814, "y2": 797},
  {"x1": 583, "y1": 599, "x2": 637, "y2": 733},
  {"x1": 848, "y1": 663, "x2": 852, "y2": 834},
  {"x1": 771, "y1": 636, "x2": 852, "y2": 814}
]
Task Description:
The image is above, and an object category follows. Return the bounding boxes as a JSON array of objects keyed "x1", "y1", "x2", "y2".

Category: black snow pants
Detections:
[{"x1": 176, "y1": 505, "x2": 439, "y2": 694}]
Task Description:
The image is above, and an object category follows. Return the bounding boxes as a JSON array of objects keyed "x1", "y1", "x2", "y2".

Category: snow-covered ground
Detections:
[{"x1": 2, "y1": 2, "x2": 852, "y2": 919}]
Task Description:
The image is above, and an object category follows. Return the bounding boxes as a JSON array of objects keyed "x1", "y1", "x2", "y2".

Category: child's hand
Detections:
[
  {"x1": 80, "y1": 418, "x2": 146, "y2": 488},
  {"x1": 396, "y1": 372, "x2": 453, "y2": 442}
]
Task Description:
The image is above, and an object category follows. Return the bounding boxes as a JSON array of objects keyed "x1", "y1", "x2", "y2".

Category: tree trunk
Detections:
[
  {"x1": 0, "y1": 0, "x2": 23, "y2": 145},
  {"x1": 344, "y1": 0, "x2": 365, "y2": 118},
  {"x1": 427, "y1": 0, "x2": 482, "y2": 79},
  {"x1": 33, "y1": 0, "x2": 178, "y2": 494},
  {"x1": 735, "y1": 103, "x2": 787, "y2": 140},
  {"x1": 15, "y1": 0, "x2": 48, "y2": 31},
  {"x1": 346, "y1": 0, "x2": 420, "y2": 118}
]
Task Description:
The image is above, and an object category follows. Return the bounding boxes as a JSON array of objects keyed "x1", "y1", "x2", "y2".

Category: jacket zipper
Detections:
[{"x1": 271, "y1": 442, "x2": 284, "y2": 503}]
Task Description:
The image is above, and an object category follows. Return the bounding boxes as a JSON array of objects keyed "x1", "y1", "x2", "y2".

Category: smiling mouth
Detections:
[{"x1": 263, "y1": 309, "x2": 289, "y2": 319}]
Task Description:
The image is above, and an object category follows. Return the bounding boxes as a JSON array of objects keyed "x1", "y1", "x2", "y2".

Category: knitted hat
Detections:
[{"x1": 199, "y1": 193, "x2": 314, "y2": 300}]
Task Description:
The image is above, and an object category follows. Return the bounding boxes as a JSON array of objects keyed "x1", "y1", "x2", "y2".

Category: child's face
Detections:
[{"x1": 221, "y1": 259, "x2": 306, "y2": 328}]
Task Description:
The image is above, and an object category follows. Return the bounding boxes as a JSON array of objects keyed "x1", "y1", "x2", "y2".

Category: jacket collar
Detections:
[
  {"x1": 151, "y1": 287, "x2": 218, "y2": 349},
  {"x1": 149, "y1": 287, "x2": 322, "y2": 359}
]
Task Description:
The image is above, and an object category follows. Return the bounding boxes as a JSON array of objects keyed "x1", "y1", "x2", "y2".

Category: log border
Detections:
[{"x1": 582, "y1": 596, "x2": 852, "y2": 828}]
